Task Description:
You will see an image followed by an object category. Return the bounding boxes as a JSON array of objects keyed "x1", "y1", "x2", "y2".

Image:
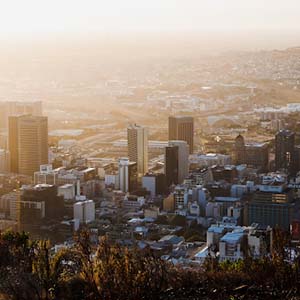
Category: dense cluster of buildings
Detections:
[{"x1": 0, "y1": 100, "x2": 300, "y2": 266}]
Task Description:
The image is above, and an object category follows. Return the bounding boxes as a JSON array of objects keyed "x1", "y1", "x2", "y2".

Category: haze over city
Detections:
[
  {"x1": 0, "y1": 0, "x2": 299, "y2": 34},
  {"x1": 1, "y1": 1, "x2": 300, "y2": 300}
]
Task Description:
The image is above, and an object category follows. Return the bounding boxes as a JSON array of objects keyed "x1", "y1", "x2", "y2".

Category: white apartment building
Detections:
[{"x1": 74, "y1": 199, "x2": 95, "y2": 224}]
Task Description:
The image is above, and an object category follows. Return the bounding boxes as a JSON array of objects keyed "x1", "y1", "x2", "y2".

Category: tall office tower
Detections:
[
  {"x1": 235, "y1": 134, "x2": 246, "y2": 164},
  {"x1": 118, "y1": 157, "x2": 138, "y2": 193},
  {"x1": 168, "y1": 116, "x2": 194, "y2": 154},
  {"x1": 169, "y1": 140, "x2": 189, "y2": 184},
  {"x1": 127, "y1": 124, "x2": 148, "y2": 176},
  {"x1": 275, "y1": 129, "x2": 295, "y2": 173},
  {"x1": 244, "y1": 183, "x2": 294, "y2": 231},
  {"x1": 165, "y1": 145, "x2": 179, "y2": 187},
  {"x1": 294, "y1": 145, "x2": 300, "y2": 174},
  {"x1": 9, "y1": 115, "x2": 48, "y2": 176}
]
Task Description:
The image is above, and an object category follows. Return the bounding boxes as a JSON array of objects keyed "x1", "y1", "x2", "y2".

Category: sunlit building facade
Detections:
[
  {"x1": 127, "y1": 124, "x2": 148, "y2": 176},
  {"x1": 168, "y1": 116, "x2": 194, "y2": 154},
  {"x1": 8, "y1": 115, "x2": 48, "y2": 176}
]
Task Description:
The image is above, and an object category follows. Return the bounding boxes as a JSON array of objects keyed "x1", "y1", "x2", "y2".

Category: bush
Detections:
[{"x1": 0, "y1": 228, "x2": 300, "y2": 299}]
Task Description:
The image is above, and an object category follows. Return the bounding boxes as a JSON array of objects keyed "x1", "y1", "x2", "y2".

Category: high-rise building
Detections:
[
  {"x1": 244, "y1": 183, "x2": 294, "y2": 231},
  {"x1": 168, "y1": 116, "x2": 194, "y2": 154},
  {"x1": 234, "y1": 135, "x2": 269, "y2": 171},
  {"x1": 275, "y1": 129, "x2": 295, "y2": 173},
  {"x1": 8, "y1": 115, "x2": 48, "y2": 176},
  {"x1": 294, "y1": 145, "x2": 300, "y2": 174},
  {"x1": 142, "y1": 173, "x2": 166, "y2": 197},
  {"x1": 165, "y1": 145, "x2": 179, "y2": 187},
  {"x1": 118, "y1": 157, "x2": 138, "y2": 193},
  {"x1": 169, "y1": 140, "x2": 189, "y2": 184},
  {"x1": 127, "y1": 124, "x2": 148, "y2": 176},
  {"x1": 235, "y1": 134, "x2": 246, "y2": 165}
]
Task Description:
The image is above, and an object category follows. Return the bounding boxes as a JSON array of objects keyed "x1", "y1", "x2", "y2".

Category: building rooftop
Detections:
[
  {"x1": 207, "y1": 225, "x2": 227, "y2": 234},
  {"x1": 277, "y1": 129, "x2": 294, "y2": 137},
  {"x1": 170, "y1": 116, "x2": 193, "y2": 120},
  {"x1": 128, "y1": 124, "x2": 145, "y2": 129},
  {"x1": 81, "y1": 167, "x2": 96, "y2": 173},
  {"x1": 194, "y1": 245, "x2": 209, "y2": 259},
  {"x1": 159, "y1": 235, "x2": 184, "y2": 245},
  {"x1": 21, "y1": 184, "x2": 54, "y2": 191},
  {"x1": 59, "y1": 184, "x2": 74, "y2": 189},
  {"x1": 215, "y1": 196, "x2": 240, "y2": 202},
  {"x1": 245, "y1": 142, "x2": 268, "y2": 148},
  {"x1": 220, "y1": 231, "x2": 244, "y2": 243}
]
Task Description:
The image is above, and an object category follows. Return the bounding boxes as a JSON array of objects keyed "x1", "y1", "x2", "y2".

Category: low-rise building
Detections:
[
  {"x1": 123, "y1": 195, "x2": 145, "y2": 211},
  {"x1": 58, "y1": 184, "x2": 75, "y2": 200}
]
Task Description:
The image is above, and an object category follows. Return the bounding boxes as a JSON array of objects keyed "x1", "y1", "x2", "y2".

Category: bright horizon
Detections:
[{"x1": 1, "y1": 0, "x2": 300, "y2": 36}]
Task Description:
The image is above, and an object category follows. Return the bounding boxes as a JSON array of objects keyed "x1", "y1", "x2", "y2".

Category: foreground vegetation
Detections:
[{"x1": 0, "y1": 229, "x2": 300, "y2": 300}]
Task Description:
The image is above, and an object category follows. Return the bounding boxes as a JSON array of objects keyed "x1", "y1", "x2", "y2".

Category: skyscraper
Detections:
[
  {"x1": 235, "y1": 134, "x2": 246, "y2": 165},
  {"x1": 244, "y1": 183, "x2": 294, "y2": 231},
  {"x1": 169, "y1": 140, "x2": 189, "y2": 183},
  {"x1": 275, "y1": 129, "x2": 295, "y2": 173},
  {"x1": 165, "y1": 145, "x2": 179, "y2": 187},
  {"x1": 127, "y1": 124, "x2": 148, "y2": 176},
  {"x1": 168, "y1": 116, "x2": 194, "y2": 154},
  {"x1": 118, "y1": 157, "x2": 138, "y2": 193},
  {"x1": 9, "y1": 115, "x2": 48, "y2": 176}
]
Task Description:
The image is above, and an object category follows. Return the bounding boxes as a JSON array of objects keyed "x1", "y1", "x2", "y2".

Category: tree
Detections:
[{"x1": 169, "y1": 215, "x2": 186, "y2": 227}]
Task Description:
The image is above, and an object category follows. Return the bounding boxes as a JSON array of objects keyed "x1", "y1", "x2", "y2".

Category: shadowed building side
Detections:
[
  {"x1": 275, "y1": 129, "x2": 295, "y2": 175},
  {"x1": 168, "y1": 116, "x2": 194, "y2": 154}
]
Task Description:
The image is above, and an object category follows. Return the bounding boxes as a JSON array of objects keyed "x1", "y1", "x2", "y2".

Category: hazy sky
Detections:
[{"x1": 1, "y1": 0, "x2": 300, "y2": 35}]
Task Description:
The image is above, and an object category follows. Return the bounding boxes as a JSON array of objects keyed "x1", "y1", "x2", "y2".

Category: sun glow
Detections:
[{"x1": 0, "y1": 0, "x2": 300, "y2": 36}]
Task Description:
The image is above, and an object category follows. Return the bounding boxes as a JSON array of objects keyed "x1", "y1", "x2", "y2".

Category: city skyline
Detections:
[{"x1": 0, "y1": 2, "x2": 300, "y2": 299}]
